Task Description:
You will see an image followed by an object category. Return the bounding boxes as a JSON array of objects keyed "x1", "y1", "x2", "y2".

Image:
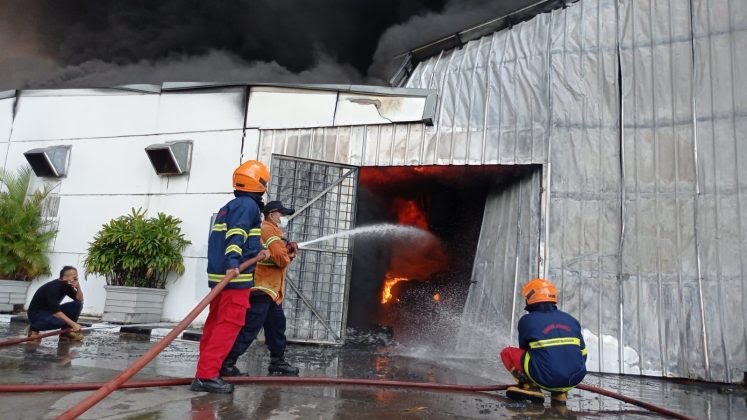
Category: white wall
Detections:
[{"x1": 7, "y1": 88, "x2": 248, "y2": 323}]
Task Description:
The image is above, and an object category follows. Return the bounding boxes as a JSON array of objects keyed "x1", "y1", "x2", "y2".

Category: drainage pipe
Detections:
[
  {"x1": 55, "y1": 254, "x2": 266, "y2": 420},
  {"x1": 0, "y1": 377, "x2": 693, "y2": 419}
]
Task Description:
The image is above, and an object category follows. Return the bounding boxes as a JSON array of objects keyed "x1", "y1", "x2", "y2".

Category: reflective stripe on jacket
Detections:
[
  {"x1": 518, "y1": 305, "x2": 587, "y2": 391},
  {"x1": 206, "y1": 195, "x2": 263, "y2": 289},
  {"x1": 251, "y1": 220, "x2": 292, "y2": 302}
]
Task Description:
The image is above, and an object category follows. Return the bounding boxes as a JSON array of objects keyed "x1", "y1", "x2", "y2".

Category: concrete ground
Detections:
[{"x1": 0, "y1": 320, "x2": 745, "y2": 419}]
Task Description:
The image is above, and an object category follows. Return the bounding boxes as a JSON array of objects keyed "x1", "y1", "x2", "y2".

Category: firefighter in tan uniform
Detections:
[{"x1": 221, "y1": 200, "x2": 300, "y2": 376}]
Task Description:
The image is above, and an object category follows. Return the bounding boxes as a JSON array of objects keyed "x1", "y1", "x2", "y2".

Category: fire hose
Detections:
[{"x1": 0, "y1": 323, "x2": 179, "y2": 348}]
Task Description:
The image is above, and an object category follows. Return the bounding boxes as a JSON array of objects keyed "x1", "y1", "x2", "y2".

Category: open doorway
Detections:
[{"x1": 346, "y1": 165, "x2": 536, "y2": 348}]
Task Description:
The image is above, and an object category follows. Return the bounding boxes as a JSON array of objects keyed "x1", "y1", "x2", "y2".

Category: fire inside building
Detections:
[{"x1": 348, "y1": 165, "x2": 529, "y2": 347}]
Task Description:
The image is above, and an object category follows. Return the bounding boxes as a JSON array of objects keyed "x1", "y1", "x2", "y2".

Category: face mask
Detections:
[{"x1": 278, "y1": 216, "x2": 289, "y2": 229}]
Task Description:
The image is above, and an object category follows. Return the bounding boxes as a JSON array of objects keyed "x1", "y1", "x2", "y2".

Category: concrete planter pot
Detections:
[
  {"x1": 0, "y1": 279, "x2": 31, "y2": 313},
  {"x1": 102, "y1": 285, "x2": 167, "y2": 324}
]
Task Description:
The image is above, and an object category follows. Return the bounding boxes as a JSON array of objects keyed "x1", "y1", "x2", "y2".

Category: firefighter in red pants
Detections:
[
  {"x1": 501, "y1": 278, "x2": 587, "y2": 404},
  {"x1": 191, "y1": 160, "x2": 272, "y2": 394}
]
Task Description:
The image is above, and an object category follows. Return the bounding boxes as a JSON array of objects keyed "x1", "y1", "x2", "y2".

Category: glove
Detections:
[{"x1": 286, "y1": 241, "x2": 299, "y2": 259}]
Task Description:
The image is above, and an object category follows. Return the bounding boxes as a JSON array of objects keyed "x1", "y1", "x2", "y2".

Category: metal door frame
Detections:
[{"x1": 268, "y1": 155, "x2": 358, "y2": 344}]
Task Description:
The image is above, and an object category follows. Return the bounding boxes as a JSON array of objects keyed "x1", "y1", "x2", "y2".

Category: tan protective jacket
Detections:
[{"x1": 251, "y1": 220, "x2": 292, "y2": 303}]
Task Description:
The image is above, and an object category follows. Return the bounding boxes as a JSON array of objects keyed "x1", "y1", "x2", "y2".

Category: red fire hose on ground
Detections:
[
  {"x1": 0, "y1": 254, "x2": 693, "y2": 420},
  {"x1": 0, "y1": 376, "x2": 694, "y2": 419},
  {"x1": 0, "y1": 328, "x2": 74, "y2": 347},
  {"x1": 0, "y1": 323, "x2": 180, "y2": 348}
]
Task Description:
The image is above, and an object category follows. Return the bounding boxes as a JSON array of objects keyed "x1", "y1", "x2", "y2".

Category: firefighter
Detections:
[
  {"x1": 191, "y1": 160, "x2": 272, "y2": 394},
  {"x1": 221, "y1": 200, "x2": 300, "y2": 377},
  {"x1": 26, "y1": 266, "x2": 84, "y2": 342},
  {"x1": 501, "y1": 278, "x2": 587, "y2": 404}
]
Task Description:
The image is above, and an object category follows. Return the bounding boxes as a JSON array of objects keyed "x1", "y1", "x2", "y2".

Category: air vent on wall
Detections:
[
  {"x1": 23, "y1": 145, "x2": 71, "y2": 178},
  {"x1": 144, "y1": 140, "x2": 193, "y2": 176}
]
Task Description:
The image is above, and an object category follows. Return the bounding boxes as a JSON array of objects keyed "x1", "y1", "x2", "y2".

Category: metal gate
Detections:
[{"x1": 268, "y1": 155, "x2": 358, "y2": 344}]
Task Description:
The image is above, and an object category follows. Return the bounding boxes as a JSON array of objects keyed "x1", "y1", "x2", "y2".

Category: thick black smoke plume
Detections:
[{"x1": 0, "y1": 0, "x2": 540, "y2": 90}]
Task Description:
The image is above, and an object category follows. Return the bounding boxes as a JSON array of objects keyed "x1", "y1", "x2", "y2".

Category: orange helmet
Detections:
[
  {"x1": 522, "y1": 278, "x2": 558, "y2": 305},
  {"x1": 233, "y1": 160, "x2": 270, "y2": 193}
]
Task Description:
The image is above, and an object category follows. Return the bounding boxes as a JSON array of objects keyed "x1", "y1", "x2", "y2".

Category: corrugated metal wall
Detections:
[
  {"x1": 258, "y1": 124, "x2": 431, "y2": 166},
  {"x1": 406, "y1": 0, "x2": 746, "y2": 382},
  {"x1": 406, "y1": 16, "x2": 551, "y2": 165},
  {"x1": 457, "y1": 169, "x2": 543, "y2": 354}
]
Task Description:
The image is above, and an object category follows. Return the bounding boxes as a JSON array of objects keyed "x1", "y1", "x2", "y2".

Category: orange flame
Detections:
[
  {"x1": 381, "y1": 274, "x2": 408, "y2": 304},
  {"x1": 391, "y1": 198, "x2": 428, "y2": 230},
  {"x1": 433, "y1": 292, "x2": 441, "y2": 302},
  {"x1": 378, "y1": 197, "x2": 449, "y2": 304}
]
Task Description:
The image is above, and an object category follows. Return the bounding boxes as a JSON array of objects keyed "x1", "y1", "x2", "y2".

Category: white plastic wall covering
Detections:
[
  {"x1": 245, "y1": 86, "x2": 337, "y2": 129},
  {"x1": 479, "y1": 34, "x2": 497, "y2": 166},
  {"x1": 552, "y1": 0, "x2": 625, "y2": 376},
  {"x1": 405, "y1": 15, "x2": 551, "y2": 166},
  {"x1": 156, "y1": 87, "x2": 247, "y2": 133},
  {"x1": 405, "y1": 0, "x2": 745, "y2": 382},
  {"x1": 620, "y1": 0, "x2": 693, "y2": 379},
  {"x1": 10, "y1": 91, "x2": 160, "y2": 141},
  {"x1": 457, "y1": 169, "x2": 542, "y2": 354},
  {"x1": 691, "y1": 0, "x2": 747, "y2": 384}
]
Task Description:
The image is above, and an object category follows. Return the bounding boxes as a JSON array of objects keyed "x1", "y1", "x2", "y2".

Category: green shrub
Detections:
[
  {"x1": 0, "y1": 167, "x2": 57, "y2": 281},
  {"x1": 84, "y1": 208, "x2": 191, "y2": 289}
]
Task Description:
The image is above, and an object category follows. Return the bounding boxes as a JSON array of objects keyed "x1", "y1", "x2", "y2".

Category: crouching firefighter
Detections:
[
  {"x1": 221, "y1": 200, "x2": 301, "y2": 377},
  {"x1": 500, "y1": 278, "x2": 587, "y2": 404},
  {"x1": 191, "y1": 160, "x2": 271, "y2": 394}
]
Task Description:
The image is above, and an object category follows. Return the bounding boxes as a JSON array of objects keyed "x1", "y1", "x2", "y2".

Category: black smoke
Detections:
[{"x1": 0, "y1": 0, "x2": 542, "y2": 90}]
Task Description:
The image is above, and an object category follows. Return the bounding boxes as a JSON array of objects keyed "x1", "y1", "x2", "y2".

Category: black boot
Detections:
[
  {"x1": 220, "y1": 354, "x2": 243, "y2": 377},
  {"x1": 190, "y1": 377, "x2": 234, "y2": 393},
  {"x1": 268, "y1": 352, "x2": 299, "y2": 376}
]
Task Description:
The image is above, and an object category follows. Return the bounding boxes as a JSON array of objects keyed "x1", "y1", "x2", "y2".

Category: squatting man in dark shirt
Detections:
[{"x1": 26, "y1": 266, "x2": 85, "y2": 341}]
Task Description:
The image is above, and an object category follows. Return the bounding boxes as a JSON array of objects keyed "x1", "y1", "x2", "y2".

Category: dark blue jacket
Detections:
[
  {"x1": 518, "y1": 303, "x2": 587, "y2": 390},
  {"x1": 206, "y1": 192, "x2": 263, "y2": 289}
]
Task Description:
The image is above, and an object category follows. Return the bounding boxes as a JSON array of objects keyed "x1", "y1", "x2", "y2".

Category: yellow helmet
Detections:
[
  {"x1": 233, "y1": 160, "x2": 270, "y2": 193},
  {"x1": 522, "y1": 278, "x2": 558, "y2": 305}
]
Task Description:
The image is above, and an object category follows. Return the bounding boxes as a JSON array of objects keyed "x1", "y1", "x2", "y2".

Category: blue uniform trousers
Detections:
[
  {"x1": 29, "y1": 300, "x2": 82, "y2": 332},
  {"x1": 229, "y1": 291, "x2": 287, "y2": 358}
]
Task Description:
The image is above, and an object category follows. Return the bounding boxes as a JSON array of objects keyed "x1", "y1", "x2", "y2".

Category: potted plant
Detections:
[
  {"x1": 0, "y1": 167, "x2": 57, "y2": 313},
  {"x1": 84, "y1": 208, "x2": 191, "y2": 323}
]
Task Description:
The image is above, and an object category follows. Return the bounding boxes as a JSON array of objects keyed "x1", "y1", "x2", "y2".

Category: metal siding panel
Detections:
[
  {"x1": 11, "y1": 92, "x2": 160, "y2": 140},
  {"x1": 323, "y1": 127, "x2": 337, "y2": 162},
  {"x1": 692, "y1": 0, "x2": 747, "y2": 383},
  {"x1": 246, "y1": 88, "x2": 336, "y2": 129},
  {"x1": 364, "y1": 125, "x2": 379, "y2": 166},
  {"x1": 547, "y1": 0, "x2": 624, "y2": 374},
  {"x1": 392, "y1": 124, "x2": 409, "y2": 166},
  {"x1": 334, "y1": 94, "x2": 427, "y2": 126},
  {"x1": 405, "y1": 123, "x2": 423, "y2": 165},
  {"x1": 0, "y1": 96, "x2": 15, "y2": 144},
  {"x1": 157, "y1": 88, "x2": 246, "y2": 133},
  {"x1": 348, "y1": 125, "x2": 365, "y2": 166},
  {"x1": 377, "y1": 124, "x2": 394, "y2": 166},
  {"x1": 459, "y1": 172, "x2": 542, "y2": 354}
]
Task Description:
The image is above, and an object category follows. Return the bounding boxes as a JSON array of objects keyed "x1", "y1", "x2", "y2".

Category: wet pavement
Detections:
[{"x1": 1, "y1": 321, "x2": 745, "y2": 419}]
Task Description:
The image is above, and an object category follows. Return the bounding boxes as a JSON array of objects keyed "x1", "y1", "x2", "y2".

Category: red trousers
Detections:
[
  {"x1": 195, "y1": 288, "x2": 250, "y2": 379},
  {"x1": 501, "y1": 346, "x2": 527, "y2": 377}
]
